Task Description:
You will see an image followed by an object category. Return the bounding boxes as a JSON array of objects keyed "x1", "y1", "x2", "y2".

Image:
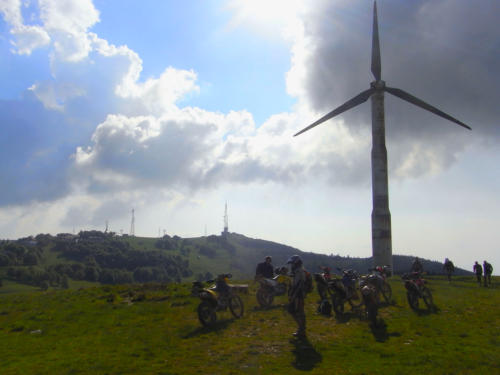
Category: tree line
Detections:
[{"x1": 0, "y1": 231, "x2": 193, "y2": 289}]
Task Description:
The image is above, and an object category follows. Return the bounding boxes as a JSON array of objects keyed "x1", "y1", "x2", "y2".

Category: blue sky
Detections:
[
  {"x1": 0, "y1": 0, "x2": 499, "y2": 273},
  {"x1": 91, "y1": 0, "x2": 295, "y2": 125}
]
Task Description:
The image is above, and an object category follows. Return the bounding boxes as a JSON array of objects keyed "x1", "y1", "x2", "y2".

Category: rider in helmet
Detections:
[{"x1": 287, "y1": 255, "x2": 306, "y2": 338}]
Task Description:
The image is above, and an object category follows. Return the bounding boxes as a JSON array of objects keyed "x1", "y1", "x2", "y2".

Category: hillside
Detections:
[
  {"x1": 0, "y1": 276, "x2": 498, "y2": 374},
  {"x1": 0, "y1": 231, "x2": 470, "y2": 290}
]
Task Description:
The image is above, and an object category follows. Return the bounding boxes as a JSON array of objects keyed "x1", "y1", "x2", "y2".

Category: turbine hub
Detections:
[{"x1": 371, "y1": 80, "x2": 385, "y2": 90}]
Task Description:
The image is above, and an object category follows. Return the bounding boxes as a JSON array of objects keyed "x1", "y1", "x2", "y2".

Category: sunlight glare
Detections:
[{"x1": 226, "y1": 0, "x2": 304, "y2": 39}]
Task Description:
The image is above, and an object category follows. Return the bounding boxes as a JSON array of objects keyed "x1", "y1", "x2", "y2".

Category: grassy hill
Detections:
[
  {"x1": 0, "y1": 231, "x2": 471, "y2": 291},
  {"x1": 0, "y1": 275, "x2": 498, "y2": 374}
]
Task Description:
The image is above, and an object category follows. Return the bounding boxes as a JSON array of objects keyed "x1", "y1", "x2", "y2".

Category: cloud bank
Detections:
[{"x1": 0, "y1": 0, "x2": 498, "y2": 230}]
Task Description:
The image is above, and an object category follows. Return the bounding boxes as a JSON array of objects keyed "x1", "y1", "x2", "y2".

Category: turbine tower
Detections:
[
  {"x1": 130, "y1": 209, "x2": 135, "y2": 237},
  {"x1": 223, "y1": 202, "x2": 229, "y2": 235},
  {"x1": 294, "y1": 1, "x2": 471, "y2": 271}
]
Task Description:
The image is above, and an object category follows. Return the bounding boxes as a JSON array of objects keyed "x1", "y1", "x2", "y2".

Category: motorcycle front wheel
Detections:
[
  {"x1": 421, "y1": 287, "x2": 434, "y2": 309},
  {"x1": 229, "y1": 295, "x2": 244, "y2": 318},
  {"x1": 256, "y1": 288, "x2": 274, "y2": 307},
  {"x1": 407, "y1": 291, "x2": 419, "y2": 310},
  {"x1": 197, "y1": 301, "x2": 216, "y2": 327},
  {"x1": 381, "y1": 282, "x2": 392, "y2": 303}
]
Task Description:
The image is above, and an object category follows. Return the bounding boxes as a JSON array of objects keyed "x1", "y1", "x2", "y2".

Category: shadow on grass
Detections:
[
  {"x1": 252, "y1": 304, "x2": 286, "y2": 312},
  {"x1": 290, "y1": 336, "x2": 322, "y2": 371},
  {"x1": 414, "y1": 304, "x2": 440, "y2": 316},
  {"x1": 334, "y1": 309, "x2": 361, "y2": 324},
  {"x1": 369, "y1": 319, "x2": 402, "y2": 342},
  {"x1": 378, "y1": 299, "x2": 397, "y2": 308},
  {"x1": 182, "y1": 319, "x2": 236, "y2": 338}
]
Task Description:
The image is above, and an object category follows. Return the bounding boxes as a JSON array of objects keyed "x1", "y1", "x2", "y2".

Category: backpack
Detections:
[{"x1": 485, "y1": 263, "x2": 493, "y2": 274}]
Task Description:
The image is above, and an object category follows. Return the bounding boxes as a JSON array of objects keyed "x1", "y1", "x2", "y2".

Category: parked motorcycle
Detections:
[
  {"x1": 255, "y1": 268, "x2": 291, "y2": 307},
  {"x1": 314, "y1": 267, "x2": 333, "y2": 315},
  {"x1": 365, "y1": 265, "x2": 392, "y2": 304},
  {"x1": 402, "y1": 272, "x2": 434, "y2": 310},
  {"x1": 330, "y1": 269, "x2": 363, "y2": 316},
  {"x1": 195, "y1": 273, "x2": 244, "y2": 327}
]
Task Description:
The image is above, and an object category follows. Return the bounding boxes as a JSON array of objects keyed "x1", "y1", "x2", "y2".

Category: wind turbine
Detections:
[{"x1": 294, "y1": 1, "x2": 471, "y2": 271}]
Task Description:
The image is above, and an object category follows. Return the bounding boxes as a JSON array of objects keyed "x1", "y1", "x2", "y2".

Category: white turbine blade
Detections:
[
  {"x1": 384, "y1": 86, "x2": 471, "y2": 130},
  {"x1": 371, "y1": 1, "x2": 381, "y2": 81},
  {"x1": 294, "y1": 88, "x2": 375, "y2": 136}
]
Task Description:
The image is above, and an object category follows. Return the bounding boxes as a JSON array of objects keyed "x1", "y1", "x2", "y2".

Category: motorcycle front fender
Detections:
[{"x1": 199, "y1": 291, "x2": 218, "y2": 306}]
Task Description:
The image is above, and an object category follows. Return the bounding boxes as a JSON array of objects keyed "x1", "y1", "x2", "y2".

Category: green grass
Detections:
[{"x1": 0, "y1": 276, "x2": 498, "y2": 374}]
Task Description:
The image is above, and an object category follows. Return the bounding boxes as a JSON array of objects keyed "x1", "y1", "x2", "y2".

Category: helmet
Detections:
[{"x1": 287, "y1": 255, "x2": 302, "y2": 267}]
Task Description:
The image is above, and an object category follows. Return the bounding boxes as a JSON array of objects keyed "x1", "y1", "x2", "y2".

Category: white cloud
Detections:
[
  {"x1": 1, "y1": 0, "x2": 99, "y2": 59},
  {"x1": 0, "y1": 0, "x2": 50, "y2": 54},
  {"x1": 39, "y1": 0, "x2": 99, "y2": 61},
  {"x1": 225, "y1": 0, "x2": 305, "y2": 40}
]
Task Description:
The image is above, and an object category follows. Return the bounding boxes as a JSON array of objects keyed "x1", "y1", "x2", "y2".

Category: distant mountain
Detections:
[
  {"x1": 208, "y1": 232, "x2": 472, "y2": 278},
  {"x1": 0, "y1": 231, "x2": 471, "y2": 289}
]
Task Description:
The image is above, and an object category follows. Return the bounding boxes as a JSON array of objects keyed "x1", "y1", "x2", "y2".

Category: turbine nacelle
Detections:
[{"x1": 371, "y1": 80, "x2": 385, "y2": 90}]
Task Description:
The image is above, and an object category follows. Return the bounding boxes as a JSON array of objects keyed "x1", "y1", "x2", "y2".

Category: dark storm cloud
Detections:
[{"x1": 298, "y1": 0, "x2": 499, "y2": 155}]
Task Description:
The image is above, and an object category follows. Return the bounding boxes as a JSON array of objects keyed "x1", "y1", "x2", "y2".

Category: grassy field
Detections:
[{"x1": 0, "y1": 276, "x2": 498, "y2": 374}]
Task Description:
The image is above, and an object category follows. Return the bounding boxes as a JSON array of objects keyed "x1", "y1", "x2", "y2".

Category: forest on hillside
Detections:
[{"x1": 0, "y1": 231, "x2": 471, "y2": 290}]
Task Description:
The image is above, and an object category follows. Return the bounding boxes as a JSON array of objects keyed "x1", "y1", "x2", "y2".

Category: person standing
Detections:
[
  {"x1": 287, "y1": 255, "x2": 306, "y2": 338},
  {"x1": 443, "y1": 258, "x2": 455, "y2": 282},
  {"x1": 473, "y1": 261, "x2": 483, "y2": 286},
  {"x1": 255, "y1": 256, "x2": 274, "y2": 279},
  {"x1": 483, "y1": 261, "x2": 493, "y2": 287},
  {"x1": 411, "y1": 257, "x2": 423, "y2": 274}
]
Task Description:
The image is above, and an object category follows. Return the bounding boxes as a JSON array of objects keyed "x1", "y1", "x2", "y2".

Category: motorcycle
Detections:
[
  {"x1": 402, "y1": 272, "x2": 434, "y2": 310},
  {"x1": 365, "y1": 265, "x2": 392, "y2": 304},
  {"x1": 195, "y1": 273, "x2": 244, "y2": 327},
  {"x1": 330, "y1": 268, "x2": 364, "y2": 316},
  {"x1": 255, "y1": 267, "x2": 291, "y2": 307},
  {"x1": 314, "y1": 267, "x2": 333, "y2": 315}
]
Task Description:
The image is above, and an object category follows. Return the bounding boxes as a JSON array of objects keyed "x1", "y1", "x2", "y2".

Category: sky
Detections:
[{"x1": 0, "y1": 0, "x2": 499, "y2": 274}]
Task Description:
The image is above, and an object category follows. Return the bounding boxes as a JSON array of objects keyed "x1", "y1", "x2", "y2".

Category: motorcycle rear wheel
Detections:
[
  {"x1": 256, "y1": 288, "x2": 274, "y2": 307},
  {"x1": 421, "y1": 287, "x2": 434, "y2": 309},
  {"x1": 229, "y1": 295, "x2": 244, "y2": 318},
  {"x1": 197, "y1": 301, "x2": 216, "y2": 327},
  {"x1": 407, "y1": 291, "x2": 419, "y2": 310}
]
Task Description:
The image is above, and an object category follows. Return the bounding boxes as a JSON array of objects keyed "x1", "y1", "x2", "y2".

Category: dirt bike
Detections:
[
  {"x1": 195, "y1": 273, "x2": 244, "y2": 327},
  {"x1": 402, "y1": 272, "x2": 434, "y2": 310},
  {"x1": 365, "y1": 265, "x2": 392, "y2": 304},
  {"x1": 330, "y1": 269, "x2": 364, "y2": 316},
  {"x1": 255, "y1": 269, "x2": 291, "y2": 308},
  {"x1": 313, "y1": 267, "x2": 334, "y2": 315}
]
